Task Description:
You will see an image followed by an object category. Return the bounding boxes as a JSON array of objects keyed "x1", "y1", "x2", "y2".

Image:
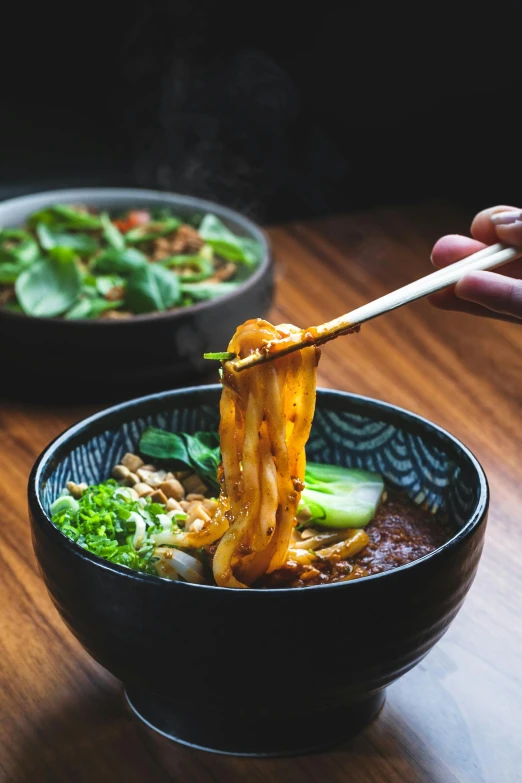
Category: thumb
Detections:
[{"x1": 490, "y1": 210, "x2": 522, "y2": 246}]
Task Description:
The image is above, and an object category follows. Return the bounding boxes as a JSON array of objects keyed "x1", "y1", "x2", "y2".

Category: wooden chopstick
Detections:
[{"x1": 231, "y1": 242, "x2": 522, "y2": 372}]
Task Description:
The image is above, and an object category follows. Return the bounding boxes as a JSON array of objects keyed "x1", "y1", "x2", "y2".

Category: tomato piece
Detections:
[{"x1": 113, "y1": 210, "x2": 151, "y2": 233}]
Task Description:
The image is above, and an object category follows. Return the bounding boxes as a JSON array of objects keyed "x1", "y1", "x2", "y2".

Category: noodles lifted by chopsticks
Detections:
[{"x1": 213, "y1": 319, "x2": 320, "y2": 588}]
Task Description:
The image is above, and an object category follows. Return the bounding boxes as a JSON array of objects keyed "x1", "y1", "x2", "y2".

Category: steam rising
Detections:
[{"x1": 122, "y1": 16, "x2": 349, "y2": 222}]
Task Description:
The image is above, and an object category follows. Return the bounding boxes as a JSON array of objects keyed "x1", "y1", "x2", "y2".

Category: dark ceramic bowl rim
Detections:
[
  {"x1": 29, "y1": 385, "x2": 489, "y2": 594},
  {"x1": 0, "y1": 187, "x2": 271, "y2": 326}
]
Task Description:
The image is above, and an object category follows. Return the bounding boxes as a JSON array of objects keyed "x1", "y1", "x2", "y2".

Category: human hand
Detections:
[{"x1": 429, "y1": 206, "x2": 522, "y2": 323}]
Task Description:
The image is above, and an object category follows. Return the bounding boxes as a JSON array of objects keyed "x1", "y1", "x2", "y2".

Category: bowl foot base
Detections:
[{"x1": 125, "y1": 686, "x2": 386, "y2": 757}]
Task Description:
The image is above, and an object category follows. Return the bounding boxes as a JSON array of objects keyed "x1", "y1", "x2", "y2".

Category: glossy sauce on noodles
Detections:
[
  {"x1": 212, "y1": 319, "x2": 319, "y2": 588},
  {"x1": 168, "y1": 317, "x2": 454, "y2": 590}
]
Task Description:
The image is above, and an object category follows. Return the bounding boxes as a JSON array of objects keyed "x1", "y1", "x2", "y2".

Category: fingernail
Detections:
[{"x1": 491, "y1": 210, "x2": 522, "y2": 225}]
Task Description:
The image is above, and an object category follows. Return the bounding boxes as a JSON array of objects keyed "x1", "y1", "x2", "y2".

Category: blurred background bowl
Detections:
[
  {"x1": 29, "y1": 385, "x2": 488, "y2": 756},
  {"x1": 0, "y1": 188, "x2": 273, "y2": 403}
]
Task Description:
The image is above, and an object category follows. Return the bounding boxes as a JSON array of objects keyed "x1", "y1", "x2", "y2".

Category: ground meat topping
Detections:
[
  {"x1": 257, "y1": 490, "x2": 453, "y2": 589},
  {"x1": 153, "y1": 224, "x2": 204, "y2": 259}
]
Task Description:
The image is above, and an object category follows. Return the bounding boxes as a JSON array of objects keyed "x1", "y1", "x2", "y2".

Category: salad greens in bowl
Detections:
[
  {"x1": 0, "y1": 188, "x2": 272, "y2": 401},
  {"x1": 0, "y1": 204, "x2": 263, "y2": 319}
]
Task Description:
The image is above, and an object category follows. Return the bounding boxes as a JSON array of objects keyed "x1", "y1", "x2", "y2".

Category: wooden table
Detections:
[{"x1": 1, "y1": 203, "x2": 521, "y2": 783}]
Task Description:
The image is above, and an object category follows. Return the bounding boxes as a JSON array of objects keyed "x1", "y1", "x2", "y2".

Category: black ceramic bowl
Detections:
[
  {"x1": 29, "y1": 386, "x2": 488, "y2": 757},
  {"x1": 0, "y1": 189, "x2": 272, "y2": 403}
]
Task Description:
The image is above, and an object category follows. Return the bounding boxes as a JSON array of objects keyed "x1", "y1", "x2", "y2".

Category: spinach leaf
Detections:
[
  {"x1": 29, "y1": 204, "x2": 102, "y2": 230},
  {"x1": 77, "y1": 274, "x2": 98, "y2": 300},
  {"x1": 101, "y1": 213, "x2": 125, "y2": 250},
  {"x1": 0, "y1": 262, "x2": 24, "y2": 284},
  {"x1": 65, "y1": 296, "x2": 123, "y2": 320},
  {"x1": 90, "y1": 298, "x2": 123, "y2": 317},
  {"x1": 159, "y1": 254, "x2": 214, "y2": 282},
  {"x1": 198, "y1": 214, "x2": 262, "y2": 266},
  {"x1": 63, "y1": 299, "x2": 92, "y2": 320},
  {"x1": 140, "y1": 428, "x2": 191, "y2": 463},
  {"x1": 91, "y1": 247, "x2": 148, "y2": 275},
  {"x1": 0, "y1": 229, "x2": 40, "y2": 265},
  {"x1": 37, "y1": 224, "x2": 98, "y2": 255},
  {"x1": 139, "y1": 429, "x2": 221, "y2": 492},
  {"x1": 184, "y1": 432, "x2": 221, "y2": 489},
  {"x1": 125, "y1": 264, "x2": 180, "y2": 313},
  {"x1": 180, "y1": 281, "x2": 239, "y2": 301},
  {"x1": 15, "y1": 255, "x2": 82, "y2": 317},
  {"x1": 125, "y1": 218, "x2": 181, "y2": 245},
  {"x1": 47, "y1": 246, "x2": 79, "y2": 263},
  {"x1": 0, "y1": 232, "x2": 41, "y2": 282}
]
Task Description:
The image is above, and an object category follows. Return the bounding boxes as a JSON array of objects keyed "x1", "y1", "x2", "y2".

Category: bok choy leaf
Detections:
[{"x1": 299, "y1": 463, "x2": 384, "y2": 528}]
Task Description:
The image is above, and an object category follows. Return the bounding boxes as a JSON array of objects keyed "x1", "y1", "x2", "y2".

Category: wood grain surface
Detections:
[{"x1": 1, "y1": 202, "x2": 520, "y2": 783}]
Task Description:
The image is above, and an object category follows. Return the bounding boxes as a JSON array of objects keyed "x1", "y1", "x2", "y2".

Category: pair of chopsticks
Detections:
[{"x1": 231, "y1": 242, "x2": 522, "y2": 372}]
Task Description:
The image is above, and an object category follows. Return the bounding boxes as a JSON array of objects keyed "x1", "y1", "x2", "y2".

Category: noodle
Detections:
[{"x1": 212, "y1": 319, "x2": 319, "y2": 588}]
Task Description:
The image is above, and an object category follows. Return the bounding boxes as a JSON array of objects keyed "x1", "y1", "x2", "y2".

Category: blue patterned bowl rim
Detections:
[{"x1": 29, "y1": 385, "x2": 489, "y2": 593}]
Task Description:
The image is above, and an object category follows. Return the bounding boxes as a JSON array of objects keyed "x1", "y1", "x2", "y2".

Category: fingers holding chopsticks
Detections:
[
  {"x1": 428, "y1": 206, "x2": 522, "y2": 323},
  {"x1": 455, "y1": 271, "x2": 522, "y2": 319},
  {"x1": 473, "y1": 205, "x2": 522, "y2": 247}
]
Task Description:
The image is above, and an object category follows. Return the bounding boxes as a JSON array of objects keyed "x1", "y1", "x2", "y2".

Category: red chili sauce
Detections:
[{"x1": 258, "y1": 490, "x2": 454, "y2": 589}]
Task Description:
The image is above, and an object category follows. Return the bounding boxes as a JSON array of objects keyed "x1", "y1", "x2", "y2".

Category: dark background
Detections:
[{"x1": 1, "y1": 1, "x2": 520, "y2": 224}]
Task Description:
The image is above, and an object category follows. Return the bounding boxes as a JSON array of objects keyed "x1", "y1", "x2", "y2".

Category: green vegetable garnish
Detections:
[
  {"x1": 125, "y1": 218, "x2": 181, "y2": 244},
  {"x1": 0, "y1": 229, "x2": 41, "y2": 283},
  {"x1": 65, "y1": 297, "x2": 123, "y2": 320},
  {"x1": 180, "y1": 281, "x2": 239, "y2": 301},
  {"x1": 50, "y1": 495, "x2": 79, "y2": 516},
  {"x1": 15, "y1": 254, "x2": 82, "y2": 317},
  {"x1": 100, "y1": 213, "x2": 125, "y2": 251},
  {"x1": 160, "y1": 254, "x2": 214, "y2": 282},
  {"x1": 125, "y1": 264, "x2": 180, "y2": 313},
  {"x1": 91, "y1": 247, "x2": 148, "y2": 275},
  {"x1": 0, "y1": 262, "x2": 20, "y2": 284},
  {"x1": 0, "y1": 206, "x2": 261, "y2": 318},
  {"x1": 28, "y1": 204, "x2": 103, "y2": 230},
  {"x1": 50, "y1": 481, "x2": 185, "y2": 574},
  {"x1": 199, "y1": 214, "x2": 262, "y2": 266},
  {"x1": 36, "y1": 224, "x2": 98, "y2": 255},
  {"x1": 299, "y1": 463, "x2": 384, "y2": 528},
  {"x1": 139, "y1": 429, "x2": 221, "y2": 492},
  {"x1": 203, "y1": 352, "x2": 236, "y2": 361},
  {"x1": 0, "y1": 229, "x2": 40, "y2": 264}
]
